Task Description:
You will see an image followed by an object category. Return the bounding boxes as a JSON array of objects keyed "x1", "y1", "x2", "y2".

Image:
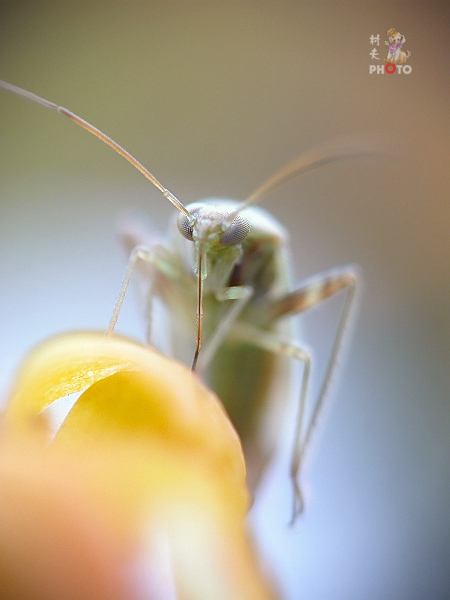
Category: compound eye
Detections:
[
  {"x1": 220, "y1": 215, "x2": 250, "y2": 246},
  {"x1": 177, "y1": 213, "x2": 194, "y2": 241}
]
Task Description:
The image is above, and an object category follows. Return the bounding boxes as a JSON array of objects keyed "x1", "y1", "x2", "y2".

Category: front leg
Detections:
[
  {"x1": 106, "y1": 244, "x2": 185, "y2": 339},
  {"x1": 196, "y1": 284, "x2": 254, "y2": 372},
  {"x1": 196, "y1": 244, "x2": 253, "y2": 370}
]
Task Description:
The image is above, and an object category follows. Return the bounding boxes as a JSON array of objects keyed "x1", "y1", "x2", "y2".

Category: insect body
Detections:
[
  {"x1": 119, "y1": 200, "x2": 296, "y2": 492},
  {"x1": 118, "y1": 199, "x2": 357, "y2": 520},
  {"x1": 0, "y1": 79, "x2": 360, "y2": 523}
]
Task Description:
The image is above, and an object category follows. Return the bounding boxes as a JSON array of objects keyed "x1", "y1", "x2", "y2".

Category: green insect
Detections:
[{"x1": 1, "y1": 79, "x2": 361, "y2": 523}]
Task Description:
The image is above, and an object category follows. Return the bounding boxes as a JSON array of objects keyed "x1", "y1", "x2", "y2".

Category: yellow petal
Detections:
[
  {"x1": 4, "y1": 331, "x2": 248, "y2": 507},
  {"x1": 54, "y1": 369, "x2": 247, "y2": 512},
  {"x1": 0, "y1": 434, "x2": 280, "y2": 600},
  {"x1": 1, "y1": 332, "x2": 281, "y2": 599},
  {"x1": 4, "y1": 331, "x2": 193, "y2": 427},
  {"x1": 0, "y1": 438, "x2": 133, "y2": 600}
]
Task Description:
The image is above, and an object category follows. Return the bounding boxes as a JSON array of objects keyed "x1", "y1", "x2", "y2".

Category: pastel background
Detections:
[{"x1": 0, "y1": 2, "x2": 448, "y2": 599}]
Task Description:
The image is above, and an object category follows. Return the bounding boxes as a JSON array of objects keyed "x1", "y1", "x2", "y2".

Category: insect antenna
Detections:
[
  {"x1": 0, "y1": 79, "x2": 192, "y2": 219},
  {"x1": 226, "y1": 140, "x2": 376, "y2": 223}
]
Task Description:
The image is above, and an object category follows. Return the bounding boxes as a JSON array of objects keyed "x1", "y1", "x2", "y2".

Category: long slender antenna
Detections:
[
  {"x1": 0, "y1": 79, "x2": 192, "y2": 219},
  {"x1": 227, "y1": 140, "x2": 376, "y2": 223}
]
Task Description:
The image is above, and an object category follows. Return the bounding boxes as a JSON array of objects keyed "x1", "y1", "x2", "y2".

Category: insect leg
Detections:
[
  {"x1": 196, "y1": 285, "x2": 254, "y2": 372},
  {"x1": 227, "y1": 322, "x2": 312, "y2": 522},
  {"x1": 105, "y1": 244, "x2": 183, "y2": 338},
  {"x1": 268, "y1": 265, "x2": 359, "y2": 523}
]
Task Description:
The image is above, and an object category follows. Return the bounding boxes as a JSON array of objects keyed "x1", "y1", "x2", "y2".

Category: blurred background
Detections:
[{"x1": 0, "y1": 2, "x2": 448, "y2": 599}]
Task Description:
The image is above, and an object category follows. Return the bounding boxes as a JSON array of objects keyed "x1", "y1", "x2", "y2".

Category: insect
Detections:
[{"x1": 1, "y1": 79, "x2": 361, "y2": 523}]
